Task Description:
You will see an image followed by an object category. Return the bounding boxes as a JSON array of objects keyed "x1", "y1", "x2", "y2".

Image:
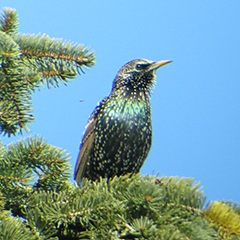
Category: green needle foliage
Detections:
[
  {"x1": 0, "y1": 7, "x2": 239, "y2": 240},
  {"x1": 0, "y1": 7, "x2": 96, "y2": 136}
]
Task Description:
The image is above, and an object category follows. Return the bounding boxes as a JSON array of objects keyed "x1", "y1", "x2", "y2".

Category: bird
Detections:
[{"x1": 74, "y1": 59, "x2": 172, "y2": 183}]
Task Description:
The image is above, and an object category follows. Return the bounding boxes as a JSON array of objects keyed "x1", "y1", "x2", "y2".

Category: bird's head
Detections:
[{"x1": 111, "y1": 59, "x2": 172, "y2": 96}]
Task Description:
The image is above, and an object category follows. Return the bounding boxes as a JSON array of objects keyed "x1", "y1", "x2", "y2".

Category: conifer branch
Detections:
[
  {"x1": 0, "y1": 31, "x2": 33, "y2": 136},
  {"x1": 0, "y1": 136, "x2": 71, "y2": 218},
  {"x1": 0, "y1": 7, "x2": 18, "y2": 34},
  {"x1": 1, "y1": 148, "x2": 240, "y2": 239},
  {"x1": 204, "y1": 201, "x2": 240, "y2": 238},
  {"x1": 0, "y1": 8, "x2": 96, "y2": 136}
]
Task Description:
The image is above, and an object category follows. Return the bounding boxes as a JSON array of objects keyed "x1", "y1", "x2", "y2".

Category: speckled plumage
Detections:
[{"x1": 74, "y1": 59, "x2": 172, "y2": 183}]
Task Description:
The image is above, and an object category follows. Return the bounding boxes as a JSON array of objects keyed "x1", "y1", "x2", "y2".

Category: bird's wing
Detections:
[{"x1": 74, "y1": 113, "x2": 96, "y2": 183}]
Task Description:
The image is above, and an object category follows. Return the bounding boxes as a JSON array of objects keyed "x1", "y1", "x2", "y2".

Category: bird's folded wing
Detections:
[{"x1": 74, "y1": 115, "x2": 96, "y2": 183}]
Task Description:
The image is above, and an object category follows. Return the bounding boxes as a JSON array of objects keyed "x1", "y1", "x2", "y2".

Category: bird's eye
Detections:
[
  {"x1": 136, "y1": 64, "x2": 142, "y2": 70},
  {"x1": 136, "y1": 63, "x2": 150, "y2": 70}
]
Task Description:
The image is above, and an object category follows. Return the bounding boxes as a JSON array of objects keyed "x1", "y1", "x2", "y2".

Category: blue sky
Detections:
[{"x1": 1, "y1": 1, "x2": 240, "y2": 203}]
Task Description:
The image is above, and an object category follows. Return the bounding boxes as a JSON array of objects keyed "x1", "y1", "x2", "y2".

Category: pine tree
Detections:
[{"x1": 0, "y1": 7, "x2": 239, "y2": 240}]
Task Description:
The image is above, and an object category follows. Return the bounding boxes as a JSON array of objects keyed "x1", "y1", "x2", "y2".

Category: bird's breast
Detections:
[
  {"x1": 94, "y1": 96, "x2": 152, "y2": 150},
  {"x1": 90, "y1": 95, "x2": 152, "y2": 178}
]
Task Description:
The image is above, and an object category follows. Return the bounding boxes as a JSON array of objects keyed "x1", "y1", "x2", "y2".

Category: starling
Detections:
[{"x1": 74, "y1": 59, "x2": 172, "y2": 183}]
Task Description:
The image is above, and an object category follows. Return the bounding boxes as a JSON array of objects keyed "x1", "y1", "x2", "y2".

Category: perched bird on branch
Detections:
[{"x1": 74, "y1": 59, "x2": 172, "y2": 183}]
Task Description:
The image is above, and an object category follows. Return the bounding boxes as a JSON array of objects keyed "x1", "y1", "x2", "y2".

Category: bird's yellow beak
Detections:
[{"x1": 149, "y1": 60, "x2": 172, "y2": 71}]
